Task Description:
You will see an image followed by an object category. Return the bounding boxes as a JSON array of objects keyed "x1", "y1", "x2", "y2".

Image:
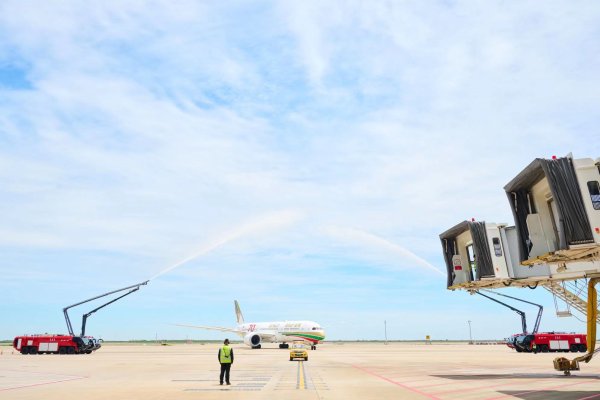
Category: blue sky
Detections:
[{"x1": 1, "y1": 1, "x2": 600, "y2": 341}]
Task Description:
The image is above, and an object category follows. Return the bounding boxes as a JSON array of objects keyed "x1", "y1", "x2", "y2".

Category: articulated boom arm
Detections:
[
  {"x1": 63, "y1": 281, "x2": 149, "y2": 336},
  {"x1": 475, "y1": 291, "x2": 528, "y2": 333},
  {"x1": 481, "y1": 290, "x2": 544, "y2": 334}
]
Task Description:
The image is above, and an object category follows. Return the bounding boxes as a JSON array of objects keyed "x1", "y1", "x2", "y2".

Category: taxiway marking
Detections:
[{"x1": 297, "y1": 361, "x2": 306, "y2": 389}]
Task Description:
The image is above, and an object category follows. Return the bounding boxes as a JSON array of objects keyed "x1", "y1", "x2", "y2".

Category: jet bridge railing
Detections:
[{"x1": 543, "y1": 279, "x2": 600, "y2": 324}]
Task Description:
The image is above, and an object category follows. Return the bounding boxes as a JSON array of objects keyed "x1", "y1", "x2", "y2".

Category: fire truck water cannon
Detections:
[
  {"x1": 63, "y1": 280, "x2": 149, "y2": 337},
  {"x1": 13, "y1": 280, "x2": 148, "y2": 355}
]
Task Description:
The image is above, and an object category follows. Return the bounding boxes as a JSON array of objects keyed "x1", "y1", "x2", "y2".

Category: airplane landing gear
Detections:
[{"x1": 279, "y1": 343, "x2": 289, "y2": 349}]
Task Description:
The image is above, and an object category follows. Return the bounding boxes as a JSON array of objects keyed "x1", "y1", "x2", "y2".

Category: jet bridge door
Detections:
[
  {"x1": 466, "y1": 244, "x2": 476, "y2": 280},
  {"x1": 547, "y1": 198, "x2": 562, "y2": 250},
  {"x1": 452, "y1": 254, "x2": 470, "y2": 285},
  {"x1": 502, "y1": 226, "x2": 551, "y2": 278}
]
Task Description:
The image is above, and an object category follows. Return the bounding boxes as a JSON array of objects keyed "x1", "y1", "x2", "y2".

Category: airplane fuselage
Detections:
[
  {"x1": 237, "y1": 321, "x2": 326, "y2": 344},
  {"x1": 177, "y1": 301, "x2": 326, "y2": 349}
]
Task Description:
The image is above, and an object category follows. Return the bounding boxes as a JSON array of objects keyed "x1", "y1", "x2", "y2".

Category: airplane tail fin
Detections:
[{"x1": 234, "y1": 300, "x2": 245, "y2": 324}]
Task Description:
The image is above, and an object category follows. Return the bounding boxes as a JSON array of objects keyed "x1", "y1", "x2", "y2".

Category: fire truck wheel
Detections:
[
  {"x1": 85, "y1": 350, "x2": 92, "y2": 354},
  {"x1": 579, "y1": 344, "x2": 587, "y2": 352},
  {"x1": 540, "y1": 345, "x2": 549, "y2": 353},
  {"x1": 570, "y1": 344, "x2": 578, "y2": 352},
  {"x1": 58, "y1": 347, "x2": 66, "y2": 354},
  {"x1": 66, "y1": 347, "x2": 75, "y2": 354},
  {"x1": 20, "y1": 347, "x2": 28, "y2": 355},
  {"x1": 29, "y1": 347, "x2": 37, "y2": 355}
]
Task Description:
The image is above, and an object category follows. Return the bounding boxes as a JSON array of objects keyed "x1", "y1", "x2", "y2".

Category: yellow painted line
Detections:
[{"x1": 297, "y1": 361, "x2": 306, "y2": 390}]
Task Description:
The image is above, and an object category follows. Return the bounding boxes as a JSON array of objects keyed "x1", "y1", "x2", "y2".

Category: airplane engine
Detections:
[{"x1": 244, "y1": 333, "x2": 261, "y2": 348}]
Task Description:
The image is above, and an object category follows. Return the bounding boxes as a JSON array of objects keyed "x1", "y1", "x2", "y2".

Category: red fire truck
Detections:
[
  {"x1": 13, "y1": 280, "x2": 147, "y2": 356},
  {"x1": 13, "y1": 334, "x2": 98, "y2": 354},
  {"x1": 514, "y1": 332, "x2": 587, "y2": 353}
]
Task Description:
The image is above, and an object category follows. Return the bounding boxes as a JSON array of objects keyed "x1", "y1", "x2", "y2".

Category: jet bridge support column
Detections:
[{"x1": 553, "y1": 277, "x2": 599, "y2": 375}]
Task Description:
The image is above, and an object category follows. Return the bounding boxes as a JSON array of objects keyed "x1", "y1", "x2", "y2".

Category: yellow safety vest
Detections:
[{"x1": 219, "y1": 345, "x2": 232, "y2": 364}]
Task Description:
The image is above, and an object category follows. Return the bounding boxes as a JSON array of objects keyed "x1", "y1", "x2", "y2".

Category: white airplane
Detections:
[{"x1": 177, "y1": 300, "x2": 326, "y2": 350}]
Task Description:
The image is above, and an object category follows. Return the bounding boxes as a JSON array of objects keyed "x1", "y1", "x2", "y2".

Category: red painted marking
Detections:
[
  {"x1": 353, "y1": 370, "x2": 440, "y2": 384},
  {"x1": 485, "y1": 379, "x2": 592, "y2": 400},
  {"x1": 0, "y1": 376, "x2": 86, "y2": 392},
  {"x1": 2, "y1": 369, "x2": 86, "y2": 379},
  {"x1": 578, "y1": 393, "x2": 600, "y2": 400},
  {"x1": 412, "y1": 381, "x2": 457, "y2": 389},
  {"x1": 353, "y1": 365, "x2": 441, "y2": 400},
  {"x1": 374, "y1": 375, "x2": 442, "y2": 385}
]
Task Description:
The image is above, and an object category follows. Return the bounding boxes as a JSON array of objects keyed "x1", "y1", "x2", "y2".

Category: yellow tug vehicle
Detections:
[{"x1": 289, "y1": 342, "x2": 309, "y2": 361}]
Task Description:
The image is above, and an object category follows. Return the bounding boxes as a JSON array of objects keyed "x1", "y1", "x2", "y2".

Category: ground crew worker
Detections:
[{"x1": 218, "y1": 338, "x2": 234, "y2": 385}]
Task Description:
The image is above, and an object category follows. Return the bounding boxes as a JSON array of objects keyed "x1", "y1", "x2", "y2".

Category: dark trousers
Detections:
[{"x1": 220, "y1": 363, "x2": 231, "y2": 384}]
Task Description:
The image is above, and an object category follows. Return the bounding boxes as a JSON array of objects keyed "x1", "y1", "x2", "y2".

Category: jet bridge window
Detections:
[
  {"x1": 588, "y1": 181, "x2": 600, "y2": 210},
  {"x1": 492, "y1": 237, "x2": 502, "y2": 257}
]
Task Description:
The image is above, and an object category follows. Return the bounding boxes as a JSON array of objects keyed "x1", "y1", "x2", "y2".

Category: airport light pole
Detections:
[
  {"x1": 467, "y1": 320, "x2": 473, "y2": 344},
  {"x1": 384, "y1": 320, "x2": 388, "y2": 345}
]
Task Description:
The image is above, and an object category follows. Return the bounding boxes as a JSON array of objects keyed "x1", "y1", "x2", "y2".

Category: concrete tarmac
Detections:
[{"x1": 2, "y1": 342, "x2": 600, "y2": 399}]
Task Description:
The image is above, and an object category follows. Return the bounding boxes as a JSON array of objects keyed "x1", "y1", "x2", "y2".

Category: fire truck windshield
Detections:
[{"x1": 516, "y1": 334, "x2": 533, "y2": 346}]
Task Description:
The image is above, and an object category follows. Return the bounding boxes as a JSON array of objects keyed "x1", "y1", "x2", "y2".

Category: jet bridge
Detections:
[
  {"x1": 441, "y1": 220, "x2": 509, "y2": 288},
  {"x1": 441, "y1": 154, "x2": 600, "y2": 374},
  {"x1": 440, "y1": 220, "x2": 551, "y2": 290},
  {"x1": 504, "y1": 155, "x2": 600, "y2": 266}
]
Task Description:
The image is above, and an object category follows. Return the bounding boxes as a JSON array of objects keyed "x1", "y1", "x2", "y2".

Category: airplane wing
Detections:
[{"x1": 175, "y1": 324, "x2": 244, "y2": 334}]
